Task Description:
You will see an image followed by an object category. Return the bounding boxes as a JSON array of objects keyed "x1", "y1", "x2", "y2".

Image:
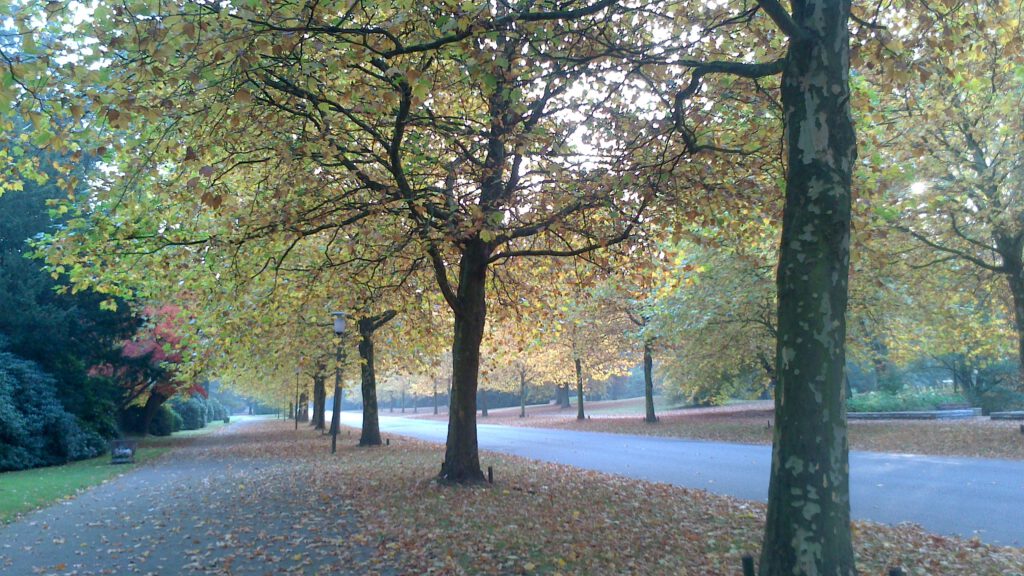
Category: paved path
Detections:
[
  {"x1": 340, "y1": 412, "x2": 1024, "y2": 546},
  {"x1": 0, "y1": 419, "x2": 383, "y2": 576}
]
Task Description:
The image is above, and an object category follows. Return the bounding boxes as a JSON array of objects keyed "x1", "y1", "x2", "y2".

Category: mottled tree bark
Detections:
[{"x1": 759, "y1": 1, "x2": 857, "y2": 574}]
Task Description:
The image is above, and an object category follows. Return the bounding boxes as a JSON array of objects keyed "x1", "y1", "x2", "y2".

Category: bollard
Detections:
[
  {"x1": 487, "y1": 466, "x2": 493, "y2": 484},
  {"x1": 741, "y1": 555, "x2": 755, "y2": 576},
  {"x1": 888, "y1": 568, "x2": 905, "y2": 576},
  {"x1": 386, "y1": 438, "x2": 390, "y2": 446}
]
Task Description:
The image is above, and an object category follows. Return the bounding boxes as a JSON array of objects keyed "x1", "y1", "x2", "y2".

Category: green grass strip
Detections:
[{"x1": 0, "y1": 447, "x2": 168, "y2": 523}]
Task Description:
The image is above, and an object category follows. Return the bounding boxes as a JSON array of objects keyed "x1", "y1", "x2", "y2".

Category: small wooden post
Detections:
[
  {"x1": 487, "y1": 466, "x2": 493, "y2": 484},
  {"x1": 385, "y1": 438, "x2": 390, "y2": 446},
  {"x1": 741, "y1": 555, "x2": 755, "y2": 576}
]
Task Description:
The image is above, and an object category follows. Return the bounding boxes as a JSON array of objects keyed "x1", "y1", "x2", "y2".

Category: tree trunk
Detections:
[
  {"x1": 575, "y1": 357, "x2": 585, "y2": 420},
  {"x1": 556, "y1": 383, "x2": 570, "y2": 408},
  {"x1": 441, "y1": 237, "x2": 488, "y2": 484},
  {"x1": 298, "y1": 393, "x2": 309, "y2": 422},
  {"x1": 643, "y1": 341, "x2": 657, "y2": 423},
  {"x1": 760, "y1": 2, "x2": 857, "y2": 574},
  {"x1": 519, "y1": 370, "x2": 526, "y2": 418},
  {"x1": 480, "y1": 388, "x2": 488, "y2": 417},
  {"x1": 1005, "y1": 266, "x2": 1024, "y2": 388},
  {"x1": 311, "y1": 374, "x2": 326, "y2": 430},
  {"x1": 401, "y1": 389, "x2": 406, "y2": 413},
  {"x1": 141, "y1": 389, "x2": 168, "y2": 436},
  {"x1": 433, "y1": 380, "x2": 439, "y2": 415},
  {"x1": 357, "y1": 316, "x2": 387, "y2": 447}
]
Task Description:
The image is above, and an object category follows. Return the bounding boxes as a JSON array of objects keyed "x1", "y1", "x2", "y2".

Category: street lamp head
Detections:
[{"x1": 331, "y1": 311, "x2": 347, "y2": 335}]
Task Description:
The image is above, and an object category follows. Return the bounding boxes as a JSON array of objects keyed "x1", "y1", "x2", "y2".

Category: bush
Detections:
[
  {"x1": 207, "y1": 398, "x2": 228, "y2": 421},
  {"x1": 0, "y1": 351, "x2": 106, "y2": 472},
  {"x1": 848, "y1": 388, "x2": 968, "y2": 413},
  {"x1": 149, "y1": 405, "x2": 177, "y2": 436},
  {"x1": 173, "y1": 397, "x2": 207, "y2": 430},
  {"x1": 171, "y1": 409, "x2": 184, "y2": 432},
  {"x1": 964, "y1": 385, "x2": 1024, "y2": 415}
]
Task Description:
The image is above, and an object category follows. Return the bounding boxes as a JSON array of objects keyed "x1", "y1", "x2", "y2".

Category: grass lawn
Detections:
[
  {"x1": 540, "y1": 409, "x2": 1024, "y2": 460},
  {"x1": 0, "y1": 418, "x2": 235, "y2": 523},
  {"x1": 581, "y1": 396, "x2": 686, "y2": 416},
  {"x1": 0, "y1": 447, "x2": 168, "y2": 523},
  {"x1": 471, "y1": 398, "x2": 1024, "y2": 460}
]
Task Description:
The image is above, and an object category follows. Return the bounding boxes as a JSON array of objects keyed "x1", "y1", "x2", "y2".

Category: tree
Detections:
[
  {"x1": 0, "y1": 345, "x2": 106, "y2": 471},
  {"x1": 0, "y1": 145, "x2": 137, "y2": 437},
  {"x1": 37, "y1": 0, "x2": 651, "y2": 484},
  {"x1": 758, "y1": 2, "x2": 857, "y2": 572},
  {"x1": 637, "y1": 0, "x2": 860, "y2": 570},
  {"x1": 883, "y1": 1, "x2": 1024, "y2": 388},
  {"x1": 652, "y1": 240, "x2": 777, "y2": 405}
]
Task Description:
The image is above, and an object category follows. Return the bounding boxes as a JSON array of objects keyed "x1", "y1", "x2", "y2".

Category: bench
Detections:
[
  {"x1": 990, "y1": 411, "x2": 1024, "y2": 421},
  {"x1": 110, "y1": 439, "x2": 137, "y2": 464}
]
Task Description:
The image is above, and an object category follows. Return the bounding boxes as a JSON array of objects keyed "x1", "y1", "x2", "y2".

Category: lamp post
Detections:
[{"x1": 330, "y1": 311, "x2": 347, "y2": 454}]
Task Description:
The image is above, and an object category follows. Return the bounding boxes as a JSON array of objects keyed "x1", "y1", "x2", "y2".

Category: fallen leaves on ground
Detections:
[
  {"x1": 226, "y1": 420, "x2": 1024, "y2": 575},
  {"x1": 6, "y1": 418, "x2": 1020, "y2": 575}
]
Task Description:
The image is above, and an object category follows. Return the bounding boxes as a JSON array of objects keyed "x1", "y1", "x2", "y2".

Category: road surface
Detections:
[{"x1": 338, "y1": 412, "x2": 1024, "y2": 546}]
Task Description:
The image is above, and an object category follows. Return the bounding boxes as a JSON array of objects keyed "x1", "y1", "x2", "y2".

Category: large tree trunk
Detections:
[
  {"x1": 1004, "y1": 264, "x2": 1024, "y2": 388},
  {"x1": 298, "y1": 393, "x2": 309, "y2": 422},
  {"x1": 141, "y1": 389, "x2": 168, "y2": 436},
  {"x1": 311, "y1": 374, "x2": 326, "y2": 430},
  {"x1": 643, "y1": 342, "x2": 657, "y2": 423},
  {"x1": 441, "y1": 238, "x2": 488, "y2": 484},
  {"x1": 575, "y1": 358, "x2": 585, "y2": 420},
  {"x1": 357, "y1": 313, "x2": 396, "y2": 447},
  {"x1": 556, "y1": 383, "x2": 570, "y2": 408},
  {"x1": 760, "y1": 2, "x2": 857, "y2": 574}
]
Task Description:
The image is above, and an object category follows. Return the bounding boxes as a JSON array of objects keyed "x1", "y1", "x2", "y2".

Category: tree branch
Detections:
[{"x1": 755, "y1": 0, "x2": 804, "y2": 39}]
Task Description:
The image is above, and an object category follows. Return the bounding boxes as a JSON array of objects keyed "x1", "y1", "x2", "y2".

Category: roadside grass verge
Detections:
[
  {"x1": 0, "y1": 417, "x2": 241, "y2": 523},
  {"x1": 525, "y1": 409, "x2": 1024, "y2": 460},
  {"x1": 0, "y1": 447, "x2": 167, "y2": 523}
]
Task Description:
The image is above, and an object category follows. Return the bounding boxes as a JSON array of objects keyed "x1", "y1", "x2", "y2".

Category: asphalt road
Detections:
[{"x1": 338, "y1": 412, "x2": 1024, "y2": 546}]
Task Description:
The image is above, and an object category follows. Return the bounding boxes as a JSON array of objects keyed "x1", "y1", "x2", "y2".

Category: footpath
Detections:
[{"x1": 0, "y1": 418, "x2": 390, "y2": 576}]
